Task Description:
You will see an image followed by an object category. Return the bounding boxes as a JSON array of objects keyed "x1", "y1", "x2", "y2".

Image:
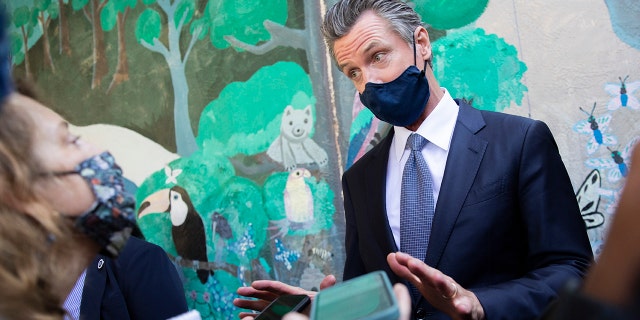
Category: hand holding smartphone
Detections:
[{"x1": 254, "y1": 294, "x2": 311, "y2": 320}]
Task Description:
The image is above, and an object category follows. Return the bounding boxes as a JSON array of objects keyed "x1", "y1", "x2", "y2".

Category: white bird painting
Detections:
[
  {"x1": 269, "y1": 168, "x2": 315, "y2": 239},
  {"x1": 284, "y1": 168, "x2": 314, "y2": 223}
]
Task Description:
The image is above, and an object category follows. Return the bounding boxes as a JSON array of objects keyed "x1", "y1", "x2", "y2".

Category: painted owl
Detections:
[{"x1": 284, "y1": 168, "x2": 314, "y2": 223}]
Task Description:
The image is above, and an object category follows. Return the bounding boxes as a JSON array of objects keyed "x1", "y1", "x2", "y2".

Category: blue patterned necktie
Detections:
[{"x1": 400, "y1": 133, "x2": 435, "y2": 300}]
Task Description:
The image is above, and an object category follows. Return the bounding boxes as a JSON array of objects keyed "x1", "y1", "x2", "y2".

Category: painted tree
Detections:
[
  {"x1": 72, "y1": 0, "x2": 108, "y2": 88},
  {"x1": 34, "y1": 0, "x2": 59, "y2": 72},
  {"x1": 135, "y1": 0, "x2": 208, "y2": 157},
  {"x1": 134, "y1": 0, "x2": 288, "y2": 157},
  {"x1": 11, "y1": 6, "x2": 37, "y2": 79},
  {"x1": 433, "y1": 28, "x2": 528, "y2": 112},
  {"x1": 221, "y1": 0, "x2": 346, "y2": 215},
  {"x1": 102, "y1": 0, "x2": 137, "y2": 92},
  {"x1": 412, "y1": 0, "x2": 489, "y2": 30},
  {"x1": 58, "y1": 0, "x2": 71, "y2": 55}
]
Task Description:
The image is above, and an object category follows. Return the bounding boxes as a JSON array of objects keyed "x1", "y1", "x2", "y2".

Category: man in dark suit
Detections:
[
  {"x1": 327, "y1": 0, "x2": 592, "y2": 319},
  {"x1": 234, "y1": 1, "x2": 593, "y2": 319},
  {"x1": 64, "y1": 236, "x2": 189, "y2": 320}
]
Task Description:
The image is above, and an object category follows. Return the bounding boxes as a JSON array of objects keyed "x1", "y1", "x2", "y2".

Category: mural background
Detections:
[{"x1": 6, "y1": 0, "x2": 640, "y2": 318}]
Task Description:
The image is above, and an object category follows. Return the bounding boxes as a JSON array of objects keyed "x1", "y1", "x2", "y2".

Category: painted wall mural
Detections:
[{"x1": 7, "y1": 0, "x2": 640, "y2": 318}]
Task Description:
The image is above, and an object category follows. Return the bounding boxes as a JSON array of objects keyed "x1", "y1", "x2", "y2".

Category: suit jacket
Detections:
[
  {"x1": 341, "y1": 100, "x2": 593, "y2": 320},
  {"x1": 80, "y1": 236, "x2": 188, "y2": 320}
]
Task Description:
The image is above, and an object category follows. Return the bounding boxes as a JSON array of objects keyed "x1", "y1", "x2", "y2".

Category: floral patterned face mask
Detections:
[{"x1": 52, "y1": 151, "x2": 141, "y2": 257}]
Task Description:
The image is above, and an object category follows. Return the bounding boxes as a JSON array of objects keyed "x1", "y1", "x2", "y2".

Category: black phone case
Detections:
[{"x1": 255, "y1": 294, "x2": 311, "y2": 320}]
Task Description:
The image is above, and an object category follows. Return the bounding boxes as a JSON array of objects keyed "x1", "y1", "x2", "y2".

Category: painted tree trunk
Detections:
[
  {"x1": 39, "y1": 15, "x2": 55, "y2": 72},
  {"x1": 58, "y1": 0, "x2": 71, "y2": 56},
  {"x1": 303, "y1": 0, "x2": 346, "y2": 255},
  {"x1": 167, "y1": 13, "x2": 198, "y2": 157},
  {"x1": 21, "y1": 26, "x2": 32, "y2": 80},
  {"x1": 90, "y1": 0, "x2": 108, "y2": 89},
  {"x1": 108, "y1": 9, "x2": 130, "y2": 93},
  {"x1": 168, "y1": 58, "x2": 198, "y2": 157}
]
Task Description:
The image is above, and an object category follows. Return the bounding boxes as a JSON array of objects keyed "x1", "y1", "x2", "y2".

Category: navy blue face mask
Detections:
[{"x1": 358, "y1": 37, "x2": 430, "y2": 127}]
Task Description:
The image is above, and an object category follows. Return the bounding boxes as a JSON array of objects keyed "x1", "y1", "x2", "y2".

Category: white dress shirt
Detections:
[
  {"x1": 386, "y1": 89, "x2": 459, "y2": 249},
  {"x1": 63, "y1": 268, "x2": 87, "y2": 320}
]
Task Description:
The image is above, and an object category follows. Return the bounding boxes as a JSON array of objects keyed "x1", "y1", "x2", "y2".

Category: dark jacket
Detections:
[
  {"x1": 342, "y1": 100, "x2": 593, "y2": 319},
  {"x1": 80, "y1": 236, "x2": 188, "y2": 320}
]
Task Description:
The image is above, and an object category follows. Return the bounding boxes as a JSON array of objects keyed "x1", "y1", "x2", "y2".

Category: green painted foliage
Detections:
[
  {"x1": 349, "y1": 107, "x2": 374, "y2": 141},
  {"x1": 103, "y1": 0, "x2": 137, "y2": 31},
  {"x1": 71, "y1": 0, "x2": 89, "y2": 11},
  {"x1": 208, "y1": 0, "x2": 287, "y2": 49},
  {"x1": 34, "y1": 0, "x2": 59, "y2": 18},
  {"x1": 13, "y1": 6, "x2": 34, "y2": 27},
  {"x1": 46, "y1": 3, "x2": 59, "y2": 19},
  {"x1": 433, "y1": 28, "x2": 528, "y2": 112},
  {"x1": 262, "y1": 172, "x2": 335, "y2": 236},
  {"x1": 135, "y1": 8, "x2": 161, "y2": 45},
  {"x1": 201, "y1": 176, "x2": 268, "y2": 265},
  {"x1": 34, "y1": 0, "x2": 52, "y2": 11},
  {"x1": 101, "y1": 1, "x2": 117, "y2": 31},
  {"x1": 174, "y1": 0, "x2": 194, "y2": 28},
  {"x1": 190, "y1": 17, "x2": 210, "y2": 40},
  {"x1": 413, "y1": 0, "x2": 488, "y2": 30},
  {"x1": 135, "y1": 150, "x2": 235, "y2": 209},
  {"x1": 114, "y1": 0, "x2": 138, "y2": 11},
  {"x1": 138, "y1": 214, "x2": 177, "y2": 255},
  {"x1": 9, "y1": 33, "x2": 24, "y2": 64},
  {"x1": 197, "y1": 61, "x2": 314, "y2": 157},
  {"x1": 290, "y1": 91, "x2": 317, "y2": 111}
]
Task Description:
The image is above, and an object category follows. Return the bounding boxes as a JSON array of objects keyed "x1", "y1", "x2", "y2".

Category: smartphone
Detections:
[
  {"x1": 310, "y1": 271, "x2": 399, "y2": 320},
  {"x1": 254, "y1": 294, "x2": 311, "y2": 320}
]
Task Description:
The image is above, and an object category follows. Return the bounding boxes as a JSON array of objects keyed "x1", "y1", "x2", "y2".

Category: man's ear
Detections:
[{"x1": 415, "y1": 26, "x2": 432, "y2": 62}]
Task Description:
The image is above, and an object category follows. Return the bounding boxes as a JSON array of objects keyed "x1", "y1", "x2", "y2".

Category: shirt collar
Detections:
[{"x1": 393, "y1": 88, "x2": 459, "y2": 162}]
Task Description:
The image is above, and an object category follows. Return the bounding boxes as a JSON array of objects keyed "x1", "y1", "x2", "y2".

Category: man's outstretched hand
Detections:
[
  {"x1": 387, "y1": 252, "x2": 485, "y2": 320},
  {"x1": 234, "y1": 275, "x2": 336, "y2": 319}
]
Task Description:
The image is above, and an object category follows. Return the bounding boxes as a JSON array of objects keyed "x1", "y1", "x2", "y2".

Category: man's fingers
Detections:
[
  {"x1": 250, "y1": 280, "x2": 291, "y2": 290},
  {"x1": 441, "y1": 282, "x2": 458, "y2": 300},
  {"x1": 235, "y1": 288, "x2": 280, "y2": 303},
  {"x1": 237, "y1": 280, "x2": 307, "y2": 303},
  {"x1": 405, "y1": 257, "x2": 452, "y2": 292},
  {"x1": 390, "y1": 251, "x2": 414, "y2": 266},
  {"x1": 319, "y1": 274, "x2": 337, "y2": 290},
  {"x1": 251, "y1": 280, "x2": 305, "y2": 295},
  {"x1": 233, "y1": 298, "x2": 271, "y2": 312},
  {"x1": 388, "y1": 252, "x2": 422, "y2": 285},
  {"x1": 238, "y1": 311, "x2": 258, "y2": 319}
]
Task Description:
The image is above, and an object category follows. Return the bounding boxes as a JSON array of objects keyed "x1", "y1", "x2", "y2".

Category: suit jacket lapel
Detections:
[
  {"x1": 365, "y1": 129, "x2": 401, "y2": 279},
  {"x1": 80, "y1": 256, "x2": 107, "y2": 319},
  {"x1": 425, "y1": 101, "x2": 488, "y2": 268}
]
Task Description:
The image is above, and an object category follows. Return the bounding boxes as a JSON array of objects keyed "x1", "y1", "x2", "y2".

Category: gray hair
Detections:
[{"x1": 321, "y1": 0, "x2": 424, "y2": 59}]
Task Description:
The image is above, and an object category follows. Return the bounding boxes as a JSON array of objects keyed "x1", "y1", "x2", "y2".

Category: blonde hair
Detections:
[{"x1": 0, "y1": 95, "x2": 96, "y2": 320}]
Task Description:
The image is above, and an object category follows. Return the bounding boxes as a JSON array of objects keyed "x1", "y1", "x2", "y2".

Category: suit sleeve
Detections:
[
  {"x1": 116, "y1": 238, "x2": 189, "y2": 320},
  {"x1": 473, "y1": 120, "x2": 593, "y2": 319},
  {"x1": 342, "y1": 174, "x2": 367, "y2": 280}
]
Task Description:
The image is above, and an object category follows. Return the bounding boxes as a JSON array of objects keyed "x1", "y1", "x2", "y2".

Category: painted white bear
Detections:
[{"x1": 267, "y1": 105, "x2": 328, "y2": 171}]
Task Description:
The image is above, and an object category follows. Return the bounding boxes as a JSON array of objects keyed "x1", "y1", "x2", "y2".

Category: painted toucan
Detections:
[
  {"x1": 138, "y1": 185, "x2": 211, "y2": 284},
  {"x1": 167, "y1": 186, "x2": 210, "y2": 284}
]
